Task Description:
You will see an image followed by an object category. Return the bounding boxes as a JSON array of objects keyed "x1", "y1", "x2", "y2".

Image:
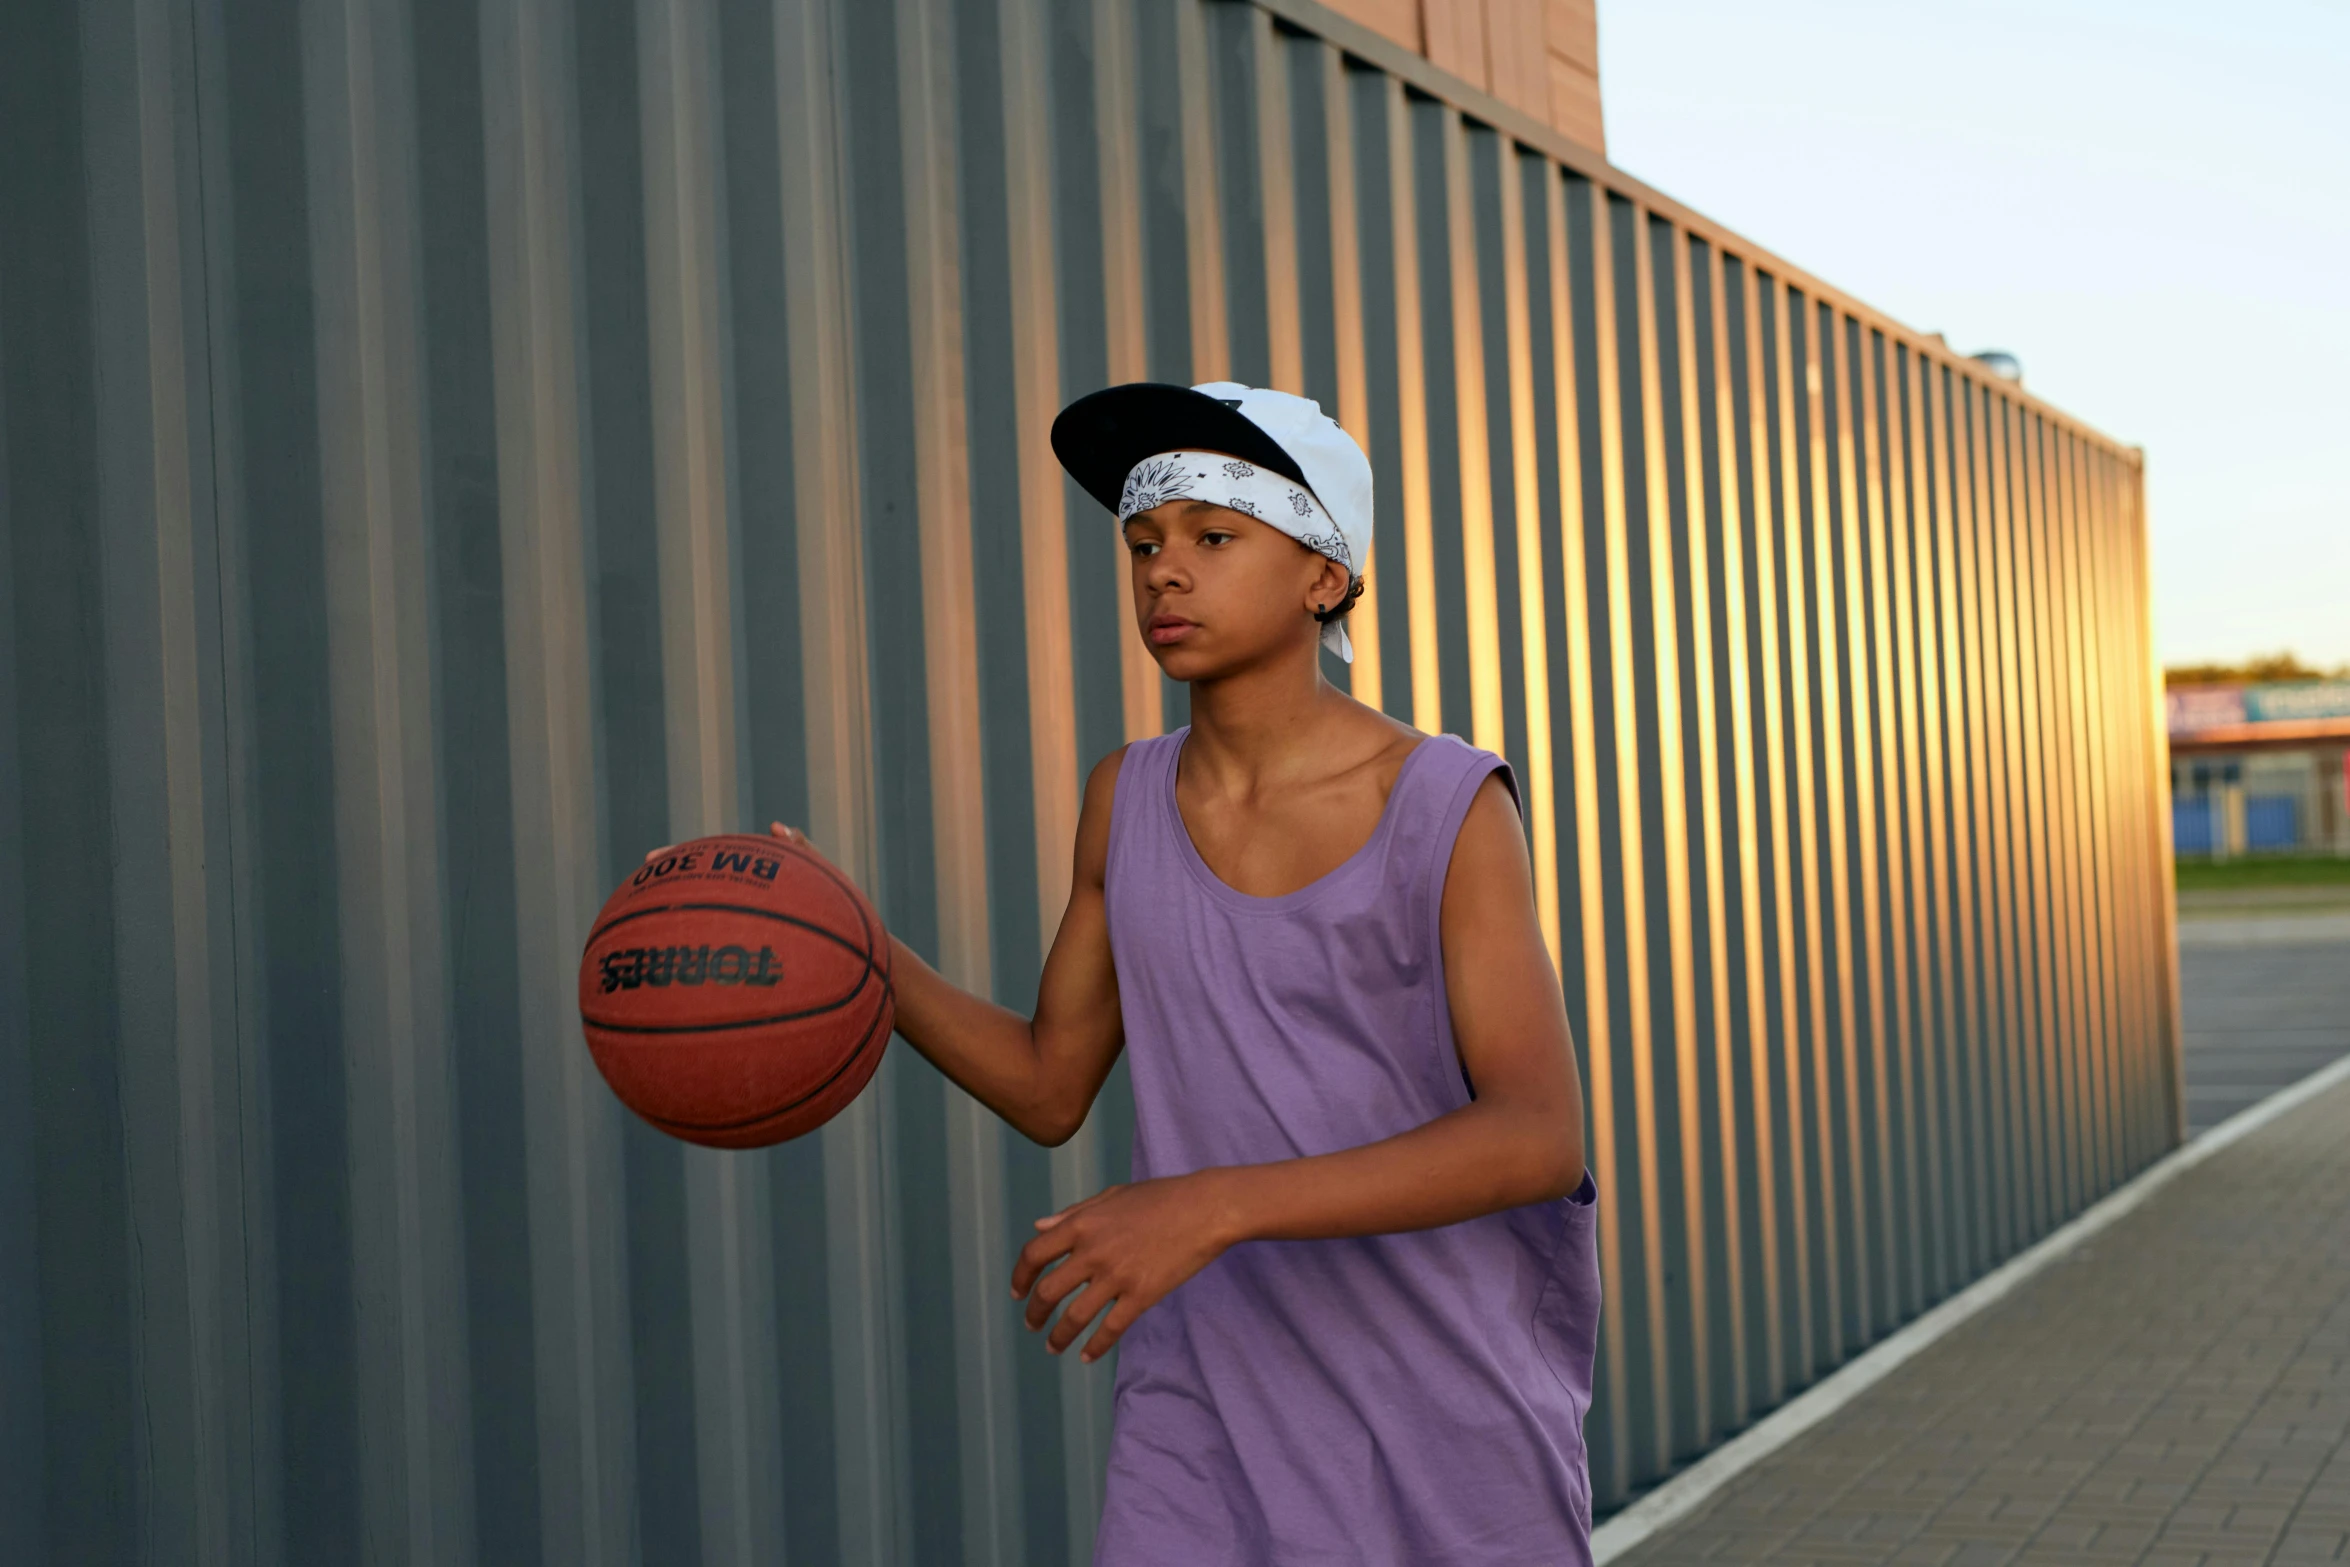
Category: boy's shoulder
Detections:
[
  {"x1": 1084, "y1": 742, "x2": 1135, "y2": 797},
  {"x1": 1071, "y1": 745, "x2": 1138, "y2": 883},
  {"x1": 1343, "y1": 703, "x2": 1431, "y2": 760}
]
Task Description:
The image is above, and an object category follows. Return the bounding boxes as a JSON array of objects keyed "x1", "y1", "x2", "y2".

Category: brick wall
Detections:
[{"x1": 1320, "y1": 0, "x2": 1607, "y2": 154}]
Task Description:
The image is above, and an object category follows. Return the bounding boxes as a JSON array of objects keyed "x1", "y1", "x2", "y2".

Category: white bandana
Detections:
[{"x1": 1117, "y1": 450, "x2": 1359, "y2": 663}]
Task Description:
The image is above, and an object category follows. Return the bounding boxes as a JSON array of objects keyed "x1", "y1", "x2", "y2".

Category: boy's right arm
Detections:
[{"x1": 882, "y1": 747, "x2": 1127, "y2": 1146}]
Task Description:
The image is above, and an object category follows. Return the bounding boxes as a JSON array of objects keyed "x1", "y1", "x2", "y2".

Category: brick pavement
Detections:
[{"x1": 1612, "y1": 1069, "x2": 2350, "y2": 1566}]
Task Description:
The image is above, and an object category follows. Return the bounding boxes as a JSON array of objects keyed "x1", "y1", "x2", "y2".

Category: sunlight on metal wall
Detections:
[{"x1": 0, "y1": 0, "x2": 2176, "y2": 1560}]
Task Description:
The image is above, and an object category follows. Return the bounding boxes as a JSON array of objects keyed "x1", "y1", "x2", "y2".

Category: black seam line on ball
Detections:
[
  {"x1": 799, "y1": 849, "x2": 896, "y2": 986},
  {"x1": 587, "y1": 900, "x2": 874, "y2": 963},
  {"x1": 641, "y1": 983, "x2": 895, "y2": 1133},
  {"x1": 629, "y1": 837, "x2": 896, "y2": 989},
  {"x1": 786, "y1": 844, "x2": 898, "y2": 987},
  {"x1": 585, "y1": 973, "x2": 892, "y2": 1035}
]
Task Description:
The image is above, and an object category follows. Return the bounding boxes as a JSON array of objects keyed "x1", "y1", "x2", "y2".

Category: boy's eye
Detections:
[
  {"x1": 1129, "y1": 540, "x2": 1160, "y2": 557},
  {"x1": 1202, "y1": 531, "x2": 1235, "y2": 546}
]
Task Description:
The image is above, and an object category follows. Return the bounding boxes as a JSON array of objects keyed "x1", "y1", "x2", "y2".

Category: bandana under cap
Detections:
[{"x1": 1117, "y1": 450, "x2": 1360, "y2": 663}]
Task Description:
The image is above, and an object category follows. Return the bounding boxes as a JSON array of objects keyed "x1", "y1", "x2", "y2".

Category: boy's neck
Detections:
[{"x1": 1180, "y1": 652, "x2": 1359, "y2": 786}]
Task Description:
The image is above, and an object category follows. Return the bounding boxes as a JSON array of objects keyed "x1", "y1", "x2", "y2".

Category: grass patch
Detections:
[{"x1": 2175, "y1": 855, "x2": 2350, "y2": 892}]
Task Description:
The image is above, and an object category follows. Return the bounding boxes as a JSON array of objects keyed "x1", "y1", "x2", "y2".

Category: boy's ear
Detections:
[{"x1": 1311, "y1": 554, "x2": 1351, "y2": 611}]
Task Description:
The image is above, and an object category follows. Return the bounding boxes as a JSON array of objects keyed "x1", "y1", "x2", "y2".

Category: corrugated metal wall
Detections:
[{"x1": 0, "y1": 0, "x2": 2179, "y2": 1559}]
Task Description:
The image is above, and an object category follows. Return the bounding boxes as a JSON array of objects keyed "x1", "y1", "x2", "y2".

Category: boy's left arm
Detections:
[{"x1": 1012, "y1": 773, "x2": 1588, "y2": 1362}]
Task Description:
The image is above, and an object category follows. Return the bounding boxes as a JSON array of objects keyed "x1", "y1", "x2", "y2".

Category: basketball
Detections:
[{"x1": 577, "y1": 832, "x2": 894, "y2": 1149}]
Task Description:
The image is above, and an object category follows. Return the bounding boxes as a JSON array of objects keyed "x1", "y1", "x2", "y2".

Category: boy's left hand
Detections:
[{"x1": 1012, "y1": 1174, "x2": 1234, "y2": 1364}]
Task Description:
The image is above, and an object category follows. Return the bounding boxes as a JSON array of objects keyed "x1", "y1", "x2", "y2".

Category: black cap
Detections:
[{"x1": 1050, "y1": 382, "x2": 1311, "y2": 518}]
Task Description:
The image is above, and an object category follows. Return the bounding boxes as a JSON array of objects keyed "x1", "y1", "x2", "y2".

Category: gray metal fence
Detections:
[{"x1": 0, "y1": 0, "x2": 2178, "y2": 1560}]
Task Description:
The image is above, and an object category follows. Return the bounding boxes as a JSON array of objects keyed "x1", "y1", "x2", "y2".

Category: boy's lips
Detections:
[{"x1": 1147, "y1": 613, "x2": 1197, "y2": 645}]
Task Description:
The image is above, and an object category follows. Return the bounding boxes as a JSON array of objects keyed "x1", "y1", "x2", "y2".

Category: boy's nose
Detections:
[{"x1": 1145, "y1": 550, "x2": 1188, "y2": 592}]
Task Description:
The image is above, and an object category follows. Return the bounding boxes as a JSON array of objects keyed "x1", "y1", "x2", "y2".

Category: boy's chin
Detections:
[
  {"x1": 1144, "y1": 632, "x2": 1308, "y2": 683},
  {"x1": 1144, "y1": 643, "x2": 1218, "y2": 681}
]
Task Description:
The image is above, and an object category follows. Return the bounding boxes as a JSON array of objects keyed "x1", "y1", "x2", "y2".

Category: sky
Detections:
[{"x1": 1596, "y1": 0, "x2": 2350, "y2": 672}]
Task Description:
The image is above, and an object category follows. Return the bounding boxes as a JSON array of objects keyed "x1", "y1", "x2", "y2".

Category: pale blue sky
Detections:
[{"x1": 1598, "y1": 0, "x2": 2349, "y2": 670}]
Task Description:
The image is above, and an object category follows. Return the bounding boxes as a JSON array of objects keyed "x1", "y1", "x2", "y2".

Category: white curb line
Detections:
[{"x1": 1590, "y1": 1048, "x2": 2350, "y2": 1563}]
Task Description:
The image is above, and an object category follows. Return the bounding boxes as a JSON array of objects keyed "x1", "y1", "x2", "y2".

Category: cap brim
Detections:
[{"x1": 1050, "y1": 383, "x2": 1310, "y2": 518}]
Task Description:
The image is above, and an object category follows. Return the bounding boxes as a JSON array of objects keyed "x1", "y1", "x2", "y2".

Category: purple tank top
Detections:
[{"x1": 1096, "y1": 728, "x2": 1600, "y2": 1566}]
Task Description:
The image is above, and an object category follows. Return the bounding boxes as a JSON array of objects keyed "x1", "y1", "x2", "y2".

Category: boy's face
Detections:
[{"x1": 1120, "y1": 491, "x2": 1349, "y2": 681}]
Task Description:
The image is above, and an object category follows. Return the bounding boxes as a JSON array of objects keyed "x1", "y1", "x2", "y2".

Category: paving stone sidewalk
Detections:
[{"x1": 1614, "y1": 1069, "x2": 2350, "y2": 1566}]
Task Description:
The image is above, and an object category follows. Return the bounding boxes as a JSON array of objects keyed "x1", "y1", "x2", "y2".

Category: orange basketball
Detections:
[{"x1": 578, "y1": 833, "x2": 893, "y2": 1148}]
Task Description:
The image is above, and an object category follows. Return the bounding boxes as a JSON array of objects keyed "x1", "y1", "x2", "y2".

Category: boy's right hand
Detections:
[{"x1": 642, "y1": 751, "x2": 1128, "y2": 1151}]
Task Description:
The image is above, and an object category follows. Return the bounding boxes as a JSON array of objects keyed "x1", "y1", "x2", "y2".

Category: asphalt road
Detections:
[{"x1": 2177, "y1": 908, "x2": 2350, "y2": 1136}]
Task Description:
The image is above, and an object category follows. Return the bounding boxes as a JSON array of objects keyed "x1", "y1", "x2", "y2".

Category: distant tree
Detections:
[{"x1": 2165, "y1": 652, "x2": 2348, "y2": 687}]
